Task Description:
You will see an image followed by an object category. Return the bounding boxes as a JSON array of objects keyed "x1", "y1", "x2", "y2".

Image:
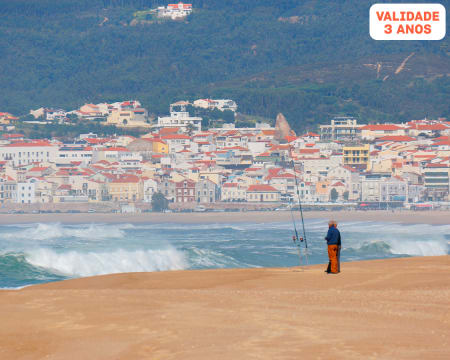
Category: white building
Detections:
[
  {"x1": 193, "y1": 99, "x2": 237, "y2": 112},
  {"x1": 16, "y1": 180, "x2": 36, "y2": 204},
  {"x1": 156, "y1": 111, "x2": 202, "y2": 132},
  {"x1": 57, "y1": 145, "x2": 93, "y2": 165},
  {"x1": 0, "y1": 141, "x2": 58, "y2": 167},
  {"x1": 157, "y1": 3, "x2": 192, "y2": 20},
  {"x1": 143, "y1": 178, "x2": 158, "y2": 203},
  {"x1": 319, "y1": 117, "x2": 362, "y2": 141}
]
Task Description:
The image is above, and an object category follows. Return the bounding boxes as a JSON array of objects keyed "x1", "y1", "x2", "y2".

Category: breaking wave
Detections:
[
  {"x1": 24, "y1": 247, "x2": 187, "y2": 277},
  {"x1": 346, "y1": 239, "x2": 448, "y2": 257},
  {"x1": 0, "y1": 223, "x2": 128, "y2": 242},
  {"x1": 0, "y1": 220, "x2": 448, "y2": 288}
]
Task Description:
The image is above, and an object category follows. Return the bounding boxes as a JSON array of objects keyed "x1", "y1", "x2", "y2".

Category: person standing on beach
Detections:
[{"x1": 325, "y1": 220, "x2": 341, "y2": 274}]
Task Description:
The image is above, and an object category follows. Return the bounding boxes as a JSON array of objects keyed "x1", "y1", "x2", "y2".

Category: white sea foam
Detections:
[
  {"x1": 347, "y1": 238, "x2": 448, "y2": 257},
  {"x1": 187, "y1": 247, "x2": 257, "y2": 268},
  {"x1": 2, "y1": 223, "x2": 126, "y2": 242},
  {"x1": 24, "y1": 247, "x2": 187, "y2": 277},
  {"x1": 388, "y1": 239, "x2": 448, "y2": 256}
]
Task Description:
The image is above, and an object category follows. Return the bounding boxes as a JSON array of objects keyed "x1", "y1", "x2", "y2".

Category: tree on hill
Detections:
[{"x1": 0, "y1": 0, "x2": 447, "y2": 131}]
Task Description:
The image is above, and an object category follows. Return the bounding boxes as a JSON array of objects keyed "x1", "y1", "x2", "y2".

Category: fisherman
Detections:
[{"x1": 325, "y1": 220, "x2": 341, "y2": 274}]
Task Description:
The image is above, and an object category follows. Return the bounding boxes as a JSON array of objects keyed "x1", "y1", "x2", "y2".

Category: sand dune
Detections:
[{"x1": 0, "y1": 256, "x2": 449, "y2": 359}]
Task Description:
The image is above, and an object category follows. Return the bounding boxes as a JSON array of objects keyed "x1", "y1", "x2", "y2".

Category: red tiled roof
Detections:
[
  {"x1": 302, "y1": 132, "x2": 319, "y2": 137},
  {"x1": 57, "y1": 184, "x2": 72, "y2": 190},
  {"x1": 247, "y1": 184, "x2": 278, "y2": 192},
  {"x1": 5, "y1": 141, "x2": 52, "y2": 147},
  {"x1": 376, "y1": 136, "x2": 416, "y2": 142},
  {"x1": 432, "y1": 140, "x2": 450, "y2": 146},
  {"x1": 84, "y1": 138, "x2": 109, "y2": 144},
  {"x1": 261, "y1": 130, "x2": 276, "y2": 136},
  {"x1": 29, "y1": 166, "x2": 48, "y2": 172},
  {"x1": 361, "y1": 124, "x2": 403, "y2": 131},
  {"x1": 111, "y1": 174, "x2": 140, "y2": 183},
  {"x1": 410, "y1": 124, "x2": 448, "y2": 131},
  {"x1": 159, "y1": 127, "x2": 180, "y2": 135},
  {"x1": 331, "y1": 181, "x2": 345, "y2": 187},
  {"x1": 100, "y1": 147, "x2": 128, "y2": 152},
  {"x1": 284, "y1": 135, "x2": 298, "y2": 143},
  {"x1": 2, "y1": 133, "x2": 24, "y2": 139},
  {"x1": 299, "y1": 148, "x2": 319, "y2": 154},
  {"x1": 161, "y1": 134, "x2": 191, "y2": 140}
]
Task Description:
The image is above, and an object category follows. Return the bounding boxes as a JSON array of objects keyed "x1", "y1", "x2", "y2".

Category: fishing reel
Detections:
[{"x1": 292, "y1": 236, "x2": 304, "y2": 243}]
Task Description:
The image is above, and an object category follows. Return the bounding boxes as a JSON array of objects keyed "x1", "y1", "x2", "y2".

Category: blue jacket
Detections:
[{"x1": 325, "y1": 226, "x2": 341, "y2": 245}]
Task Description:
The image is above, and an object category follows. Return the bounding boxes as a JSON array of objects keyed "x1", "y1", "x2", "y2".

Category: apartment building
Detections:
[
  {"x1": 319, "y1": 117, "x2": 361, "y2": 141},
  {"x1": 343, "y1": 144, "x2": 370, "y2": 170}
]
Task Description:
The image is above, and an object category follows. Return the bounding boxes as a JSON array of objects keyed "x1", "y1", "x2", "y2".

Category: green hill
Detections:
[{"x1": 0, "y1": 0, "x2": 448, "y2": 131}]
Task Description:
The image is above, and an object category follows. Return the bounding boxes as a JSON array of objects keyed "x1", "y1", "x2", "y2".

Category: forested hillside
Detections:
[{"x1": 0, "y1": 0, "x2": 448, "y2": 131}]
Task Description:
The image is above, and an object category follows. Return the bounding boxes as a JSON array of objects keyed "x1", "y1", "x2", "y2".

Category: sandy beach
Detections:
[
  {"x1": 0, "y1": 210, "x2": 450, "y2": 225},
  {"x1": 0, "y1": 256, "x2": 448, "y2": 359}
]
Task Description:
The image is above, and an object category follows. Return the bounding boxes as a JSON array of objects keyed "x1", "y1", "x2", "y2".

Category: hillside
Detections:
[{"x1": 0, "y1": 0, "x2": 448, "y2": 131}]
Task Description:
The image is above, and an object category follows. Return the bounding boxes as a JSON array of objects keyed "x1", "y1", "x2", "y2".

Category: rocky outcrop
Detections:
[{"x1": 274, "y1": 113, "x2": 295, "y2": 142}]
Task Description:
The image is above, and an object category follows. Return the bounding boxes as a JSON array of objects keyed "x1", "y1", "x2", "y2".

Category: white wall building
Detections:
[
  {"x1": 16, "y1": 180, "x2": 36, "y2": 204},
  {"x1": 157, "y1": 3, "x2": 192, "y2": 20},
  {"x1": 57, "y1": 145, "x2": 93, "y2": 165},
  {"x1": 156, "y1": 111, "x2": 202, "y2": 132},
  {"x1": 143, "y1": 178, "x2": 158, "y2": 203},
  {"x1": 0, "y1": 141, "x2": 58, "y2": 167},
  {"x1": 193, "y1": 99, "x2": 237, "y2": 112}
]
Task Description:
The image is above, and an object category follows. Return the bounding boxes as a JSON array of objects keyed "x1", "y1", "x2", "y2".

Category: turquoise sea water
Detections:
[{"x1": 0, "y1": 219, "x2": 449, "y2": 289}]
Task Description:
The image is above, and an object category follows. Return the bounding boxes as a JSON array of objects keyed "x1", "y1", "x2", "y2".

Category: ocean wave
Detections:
[
  {"x1": 0, "y1": 223, "x2": 127, "y2": 242},
  {"x1": 187, "y1": 247, "x2": 254, "y2": 269},
  {"x1": 346, "y1": 239, "x2": 448, "y2": 257},
  {"x1": 24, "y1": 247, "x2": 187, "y2": 277}
]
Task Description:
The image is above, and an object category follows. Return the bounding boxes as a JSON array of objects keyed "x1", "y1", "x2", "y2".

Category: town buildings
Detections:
[{"x1": 0, "y1": 104, "x2": 449, "y2": 209}]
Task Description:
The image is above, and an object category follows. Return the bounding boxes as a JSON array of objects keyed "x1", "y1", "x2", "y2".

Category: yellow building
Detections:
[
  {"x1": 106, "y1": 109, "x2": 151, "y2": 128},
  {"x1": 152, "y1": 139, "x2": 169, "y2": 154},
  {"x1": 108, "y1": 174, "x2": 143, "y2": 202},
  {"x1": 343, "y1": 144, "x2": 370, "y2": 170}
]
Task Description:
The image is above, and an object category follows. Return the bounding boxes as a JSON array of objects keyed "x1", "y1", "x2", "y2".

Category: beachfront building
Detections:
[
  {"x1": 221, "y1": 183, "x2": 247, "y2": 202},
  {"x1": 246, "y1": 184, "x2": 280, "y2": 202},
  {"x1": 0, "y1": 175, "x2": 17, "y2": 204},
  {"x1": 16, "y1": 180, "x2": 36, "y2": 204},
  {"x1": 175, "y1": 179, "x2": 196, "y2": 203},
  {"x1": 108, "y1": 174, "x2": 143, "y2": 202},
  {"x1": 195, "y1": 179, "x2": 219, "y2": 203},
  {"x1": 423, "y1": 163, "x2": 450, "y2": 201},
  {"x1": 143, "y1": 178, "x2": 158, "y2": 203},
  {"x1": 158, "y1": 179, "x2": 176, "y2": 202}
]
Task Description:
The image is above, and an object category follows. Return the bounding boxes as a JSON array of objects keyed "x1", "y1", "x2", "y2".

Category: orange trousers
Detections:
[{"x1": 327, "y1": 245, "x2": 339, "y2": 273}]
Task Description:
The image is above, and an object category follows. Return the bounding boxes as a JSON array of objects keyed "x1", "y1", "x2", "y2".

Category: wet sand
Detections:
[
  {"x1": 0, "y1": 210, "x2": 450, "y2": 225},
  {"x1": 0, "y1": 256, "x2": 449, "y2": 359}
]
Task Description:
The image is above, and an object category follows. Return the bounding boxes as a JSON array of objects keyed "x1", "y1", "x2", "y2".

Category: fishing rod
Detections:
[
  {"x1": 288, "y1": 146, "x2": 309, "y2": 266},
  {"x1": 289, "y1": 199, "x2": 304, "y2": 268}
]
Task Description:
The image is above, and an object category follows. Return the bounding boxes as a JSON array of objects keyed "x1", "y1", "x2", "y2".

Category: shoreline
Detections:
[
  {"x1": 0, "y1": 209, "x2": 450, "y2": 225},
  {"x1": 0, "y1": 256, "x2": 448, "y2": 359}
]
